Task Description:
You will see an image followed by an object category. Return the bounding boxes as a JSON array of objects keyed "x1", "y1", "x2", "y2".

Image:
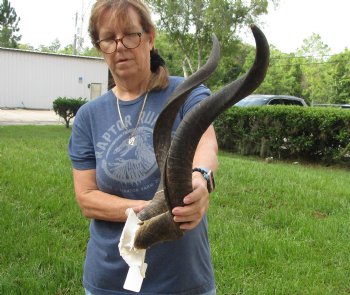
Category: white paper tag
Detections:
[{"x1": 118, "y1": 209, "x2": 148, "y2": 292}]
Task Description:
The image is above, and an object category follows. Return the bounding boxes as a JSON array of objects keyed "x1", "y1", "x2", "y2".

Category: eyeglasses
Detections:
[{"x1": 96, "y1": 32, "x2": 143, "y2": 54}]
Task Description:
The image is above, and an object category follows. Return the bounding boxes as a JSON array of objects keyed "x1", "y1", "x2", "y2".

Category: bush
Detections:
[
  {"x1": 214, "y1": 106, "x2": 350, "y2": 165},
  {"x1": 53, "y1": 97, "x2": 86, "y2": 128}
]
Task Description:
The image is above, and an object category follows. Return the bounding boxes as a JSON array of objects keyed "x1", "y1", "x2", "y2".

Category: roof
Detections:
[
  {"x1": 248, "y1": 94, "x2": 302, "y2": 100},
  {"x1": 0, "y1": 46, "x2": 103, "y2": 61}
]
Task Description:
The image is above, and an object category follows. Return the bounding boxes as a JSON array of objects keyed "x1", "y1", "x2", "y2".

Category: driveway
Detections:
[{"x1": 0, "y1": 109, "x2": 64, "y2": 125}]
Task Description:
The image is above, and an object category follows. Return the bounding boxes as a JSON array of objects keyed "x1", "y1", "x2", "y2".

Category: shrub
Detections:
[
  {"x1": 214, "y1": 106, "x2": 350, "y2": 165},
  {"x1": 53, "y1": 97, "x2": 86, "y2": 128}
]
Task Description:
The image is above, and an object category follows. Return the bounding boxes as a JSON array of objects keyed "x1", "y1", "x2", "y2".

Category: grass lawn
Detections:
[{"x1": 1, "y1": 125, "x2": 350, "y2": 294}]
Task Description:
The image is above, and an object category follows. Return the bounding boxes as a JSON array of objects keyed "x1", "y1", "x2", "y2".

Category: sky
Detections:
[
  {"x1": 242, "y1": 0, "x2": 350, "y2": 54},
  {"x1": 8, "y1": 0, "x2": 350, "y2": 54}
]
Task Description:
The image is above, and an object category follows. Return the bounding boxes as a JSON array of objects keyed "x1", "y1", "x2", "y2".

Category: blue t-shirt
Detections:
[{"x1": 68, "y1": 76, "x2": 215, "y2": 295}]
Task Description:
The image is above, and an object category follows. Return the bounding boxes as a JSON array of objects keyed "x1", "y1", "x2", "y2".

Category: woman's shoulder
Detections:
[
  {"x1": 168, "y1": 76, "x2": 185, "y2": 88},
  {"x1": 167, "y1": 76, "x2": 210, "y2": 96},
  {"x1": 82, "y1": 90, "x2": 114, "y2": 109},
  {"x1": 75, "y1": 90, "x2": 115, "y2": 122},
  {"x1": 151, "y1": 76, "x2": 184, "y2": 99},
  {"x1": 78, "y1": 91, "x2": 114, "y2": 113}
]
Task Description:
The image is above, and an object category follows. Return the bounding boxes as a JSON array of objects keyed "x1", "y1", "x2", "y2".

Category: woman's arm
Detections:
[
  {"x1": 72, "y1": 168, "x2": 149, "y2": 222},
  {"x1": 172, "y1": 125, "x2": 218, "y2": 230}
]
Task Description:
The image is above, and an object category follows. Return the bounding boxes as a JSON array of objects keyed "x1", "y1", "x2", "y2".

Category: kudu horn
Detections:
[{"x1": 134, "y1": 25, "x2": 270, "y2": 249}]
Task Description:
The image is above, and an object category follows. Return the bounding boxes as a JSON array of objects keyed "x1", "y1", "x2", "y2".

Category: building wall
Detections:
[{"x1": 0, "y1": 48, "x2": 109, "y2": 109}]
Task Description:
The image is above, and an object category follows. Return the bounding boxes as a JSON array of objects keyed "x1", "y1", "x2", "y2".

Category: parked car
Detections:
[{"x1": 235, "y1": 94, "x2": 308, "y2": 107}]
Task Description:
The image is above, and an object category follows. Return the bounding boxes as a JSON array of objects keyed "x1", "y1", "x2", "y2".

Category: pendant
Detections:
[{"x1": 128, "y1": 136, "x2": 136, "y2": 146}]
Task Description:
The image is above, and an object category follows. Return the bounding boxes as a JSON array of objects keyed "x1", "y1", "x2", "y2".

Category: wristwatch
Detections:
[{"x1": 192, "y1": 167, "x2": 215, "y2": 193}]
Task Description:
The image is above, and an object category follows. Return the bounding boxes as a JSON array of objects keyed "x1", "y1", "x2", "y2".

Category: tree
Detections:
[
  {"x1": 59, "y1": 45, "x2": 101, "y2": 57},
  {"x1": 38, "y1": 39, "x2": 61, "y2": 53},
  {"x1": 48, "y1": 38, "x2": 61, "y2": 52},
  {"x1": 0, "y1": 0, "x2": 21, "y2": 48},
  {"x1": 327, "y1": 50, "x2": 350, "y2": 104},
  {"x1": 145, "y1": 0, "x2": 279, "y2": 75},
  {"x1": 296, "y1": 33, "x2": 332, "y2": 103},
  {"x1": 155, "y1": 30, "x2": 186, "y2": 76},
  {"x1": 156, "y1": 29, "x2": 250, "y2": 90},
  {"x1": 241, "y1": 46, "x2": 304, "y2": 98},
  {"x1": 53, "y1": 97, "x2": 87, "y2": 128},
  {"x1": 297, "y1": 33, "x2": 331, "y2": 59},
  {"x1": 80, "y1": 46, "x2": 101, "y2": 57},
  {"x1": 59, "y1": 44, "x2": 74, "y2": 55},
  {"x1": 18, "y1": 43, "x2": 34, "y2": 51}
]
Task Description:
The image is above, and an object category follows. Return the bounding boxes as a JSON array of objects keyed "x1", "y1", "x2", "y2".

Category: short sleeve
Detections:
[
  {"x1": 68, "y1": 107, "x2": 96, "y2": 170},
  {"x1": 180, "y1": 84, "x2": 211, "y2": 118}
]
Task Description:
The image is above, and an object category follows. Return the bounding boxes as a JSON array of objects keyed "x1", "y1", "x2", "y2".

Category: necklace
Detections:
[{"x1": 116, "y1": 92, "x2": 149, "y2": 146}]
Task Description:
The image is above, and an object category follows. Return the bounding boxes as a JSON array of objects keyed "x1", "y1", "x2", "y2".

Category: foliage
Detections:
[
  {"x1": 242, "y1": 46, "x2": 304, "y2": 98},
  {"x1": 80, "y1": 46, "x2": 101, "y2": 57},
  {"x1": 296, "y1": 33, "x2": 332, "y2": 104},
  {"x1": 17, "y1": 43, "x2": 34, "y2": 51},
  {"x1": 37, "y1": 38, "x2": 61, "y2": 53},
  {"x1": 155, "y1": 31, "x2": 185, "y2": 76},
  {"x1": 33, "y1": 39, "x2": 102, "y2": 57},
  {"x1": 52, "y1": 97, "x2": 86, "y2": 128},
  {"x1": 145, "y1": 0, "x2": 279, "y2": 75},
  {"x1": 327, "y1": 49, "x2": 350, "y2": 104},
  {"x1": 1, "y1": 126, "x2": 350, "y2": 294},
  {"x1": 159, "y1": 22, "x2": 350, "y2": 105},
  {"x1": 156, "y1": 30, "x2": 247, "y2": 90},
  {"x1": 215, "y1": 106, "x2": 350, "y2": 165},
  {"x1": 297, "y1": 33, "x2": 331, "y2": 58},
  {"x1": 0, "y1": 0, "x2": 21, "y2": 48},
  {"x1": 240, "y1": 33, "x2": 350, "y2": 106},
  {"x1": 208, "y1": 39, "x2": 249, "y2": 91},
  {"x1": 6, "y1": 0, "x2": 350, "y2": 104}
]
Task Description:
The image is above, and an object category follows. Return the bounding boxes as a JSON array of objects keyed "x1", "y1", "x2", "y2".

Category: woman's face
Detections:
[{"x1": 98, "y1": 7, "x2": 154, "y2": 82}]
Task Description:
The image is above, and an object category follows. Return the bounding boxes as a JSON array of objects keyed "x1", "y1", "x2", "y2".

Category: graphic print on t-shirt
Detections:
[{"x1": 95, "y1": 110, "x2": 160, "y2": 196}]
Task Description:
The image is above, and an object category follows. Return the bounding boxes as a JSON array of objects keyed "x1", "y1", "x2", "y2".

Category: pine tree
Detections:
[{"x1": 0, "y1": 0, "x2": 21, "y2": 48}]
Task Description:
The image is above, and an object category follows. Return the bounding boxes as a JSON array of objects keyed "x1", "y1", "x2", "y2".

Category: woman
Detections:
[{"x1": 68, "y1": 0, "x2": 218, "y2": 294}]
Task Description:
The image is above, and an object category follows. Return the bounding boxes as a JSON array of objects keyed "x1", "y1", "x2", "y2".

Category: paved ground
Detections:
[{"x1": 0, "y1": 109, "x2": 64, "y2": 125}]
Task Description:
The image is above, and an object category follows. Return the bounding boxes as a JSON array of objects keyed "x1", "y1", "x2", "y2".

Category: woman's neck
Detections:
[{"x1": 112, "y1": 72, "x2": 151, "y2": 101}]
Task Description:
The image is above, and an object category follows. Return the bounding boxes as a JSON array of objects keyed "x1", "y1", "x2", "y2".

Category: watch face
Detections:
[{"x1": 208, "y1": 170, "x2": 215, "y2": 193}]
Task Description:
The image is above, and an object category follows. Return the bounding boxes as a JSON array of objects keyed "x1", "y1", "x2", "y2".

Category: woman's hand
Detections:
[
  {"x1": 171, "y1": 174, "x2": 209, "y2": 230},
  {"x1": 130, "y1": 201, "x2": 151, "y2": 214}
]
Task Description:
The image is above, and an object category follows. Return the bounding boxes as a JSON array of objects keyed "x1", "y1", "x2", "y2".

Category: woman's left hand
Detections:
[{"x1": 171, "y1": 174, "x2": 209, "y2": 230}]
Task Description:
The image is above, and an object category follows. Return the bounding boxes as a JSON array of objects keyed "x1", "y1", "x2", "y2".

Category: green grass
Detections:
[
  {"x1": 210, "y1": 152, "x2": 350, "y2": 294},
  {"x1": 0, "y1": 126, "x2": 89, "y2": 295},
  {"x1": 1, "y1": 126, "x2": 350, "y2": 294}
]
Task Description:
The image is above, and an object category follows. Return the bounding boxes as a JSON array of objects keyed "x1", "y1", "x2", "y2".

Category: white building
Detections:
[{"x1": 0, "y1": 47, "x2": 109, "y2": 109}]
